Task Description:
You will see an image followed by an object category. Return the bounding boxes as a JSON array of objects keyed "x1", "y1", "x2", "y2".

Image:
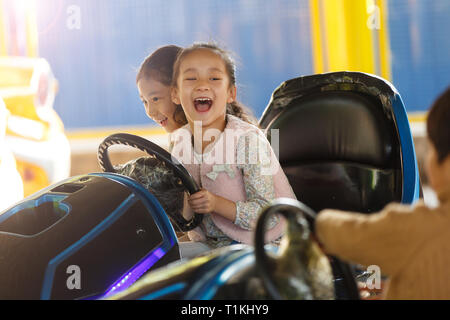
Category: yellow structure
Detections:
[
  {"x1": 310, "y1": 0, "x2": 392, "y2": 81},
  {"x1": 0, "y1": 57, "x2": 70, "y2": 197},
  {"x1": 0, "y1": 1, "x2": 70, "y2": 197}
]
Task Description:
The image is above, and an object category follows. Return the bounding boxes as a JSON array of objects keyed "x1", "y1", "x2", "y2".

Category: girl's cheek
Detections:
[
  {"x1": 165, "y1": 102, "x2": 177, "y2": 114},
  {"x1": 144, "y1": 106, "x2": 151, "y2": 117}
]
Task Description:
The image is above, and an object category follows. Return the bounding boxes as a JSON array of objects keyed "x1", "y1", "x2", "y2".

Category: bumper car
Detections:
[
  {"x1": 0, "y1": 171, "x2": 181, "y2": 299},
  {"x1": 0, "y1": 132, "x2": 203, "y2": 300},
  {"x1": 0, "y1": 71, "x2": 421, "y2": 300}
]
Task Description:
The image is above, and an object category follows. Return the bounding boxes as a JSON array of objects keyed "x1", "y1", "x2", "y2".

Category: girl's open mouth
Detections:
[
  {"x1": 159, "y1": 117, "x2": 168, "y2": 127},
  {"x1": 194, "y1": 97, "x2": 212, "y2": 113}
]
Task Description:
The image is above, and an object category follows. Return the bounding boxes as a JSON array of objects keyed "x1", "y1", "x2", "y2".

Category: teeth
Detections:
[{"x1": 195, "y1": 98, "x2": 212, "y2": 102}]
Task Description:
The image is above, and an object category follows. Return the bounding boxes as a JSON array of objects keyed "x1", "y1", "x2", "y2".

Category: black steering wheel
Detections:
[
  {"x1": 254, "y1": 198, "x2": 360, "y2": 300},
  {"x1": 98, "y1": 133, "x2": 203, "y2": 232}
]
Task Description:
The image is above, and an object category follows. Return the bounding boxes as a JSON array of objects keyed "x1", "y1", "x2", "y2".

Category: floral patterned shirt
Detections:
[{"x1": 170, "y1": 116, "x2": 282, "y2": 248}]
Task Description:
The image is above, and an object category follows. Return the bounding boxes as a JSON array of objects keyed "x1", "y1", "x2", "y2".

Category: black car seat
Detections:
[{"x1": 259, "y1": 71, "x2": 422, "y2": 213}]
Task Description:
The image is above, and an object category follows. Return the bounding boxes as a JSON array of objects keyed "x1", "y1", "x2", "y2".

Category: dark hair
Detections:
[
  {"x1": 172, "y1": 42, "x2": 257, "y2": 125},
  {"x1": 137, "y1": 45, "x2": 181, "y2": 85},
  {"x1": 427, "y1": 87, "x2": 450, "y2": 163},
  {"x1": 137, "y1": 45, "x2": 187, "y2": 126}
]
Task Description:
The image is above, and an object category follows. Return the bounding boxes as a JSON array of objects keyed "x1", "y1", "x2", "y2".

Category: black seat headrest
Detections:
[{"x1": 266, "y1": 91, "x2": 396, "y2": 168}]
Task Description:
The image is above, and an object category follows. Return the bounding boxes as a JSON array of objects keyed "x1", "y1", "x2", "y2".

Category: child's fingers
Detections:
[
  {"x1": 190, "y1": 188, "x2": 213, "y2": 199},
  {"x1": 189, "y1": 199, "x2": 210, "y2": 211},
  {"x1": 188, "y1": 189, "x2": 214, "y2": 213},
  {"x1": 189, "y1": 202, "x2": 208, "y2": 212},
  {"x1": 188, "y1": 196, "x2": 206, "y2": 204},
  {"x1": 189, "y1": 201, "x2": 209, "y2": 212},
  {"x1": 189, "y1": 189, "x2": 207, "y2": 199},
  {"x1": 188, "y1": 194, "x2": 210, "y2": 206},
  {"x1": 192, "y1": 207, "x2": 210, "y2": 214},
  {"x1": 189, "y1": 192, "x2": 202, "y2": 199},
  {"x1": 189, "y1": 196, "x2": 207, "y2": 205}
]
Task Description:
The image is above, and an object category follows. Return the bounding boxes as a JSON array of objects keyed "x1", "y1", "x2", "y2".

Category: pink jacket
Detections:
[{"x1": 170, "y1": 115, "x2": 296, "y2": 245}]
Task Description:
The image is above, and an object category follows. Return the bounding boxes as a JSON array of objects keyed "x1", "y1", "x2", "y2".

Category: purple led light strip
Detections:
[{"x1": 103, "y1": 247, "x2": 166, "y2": 298}]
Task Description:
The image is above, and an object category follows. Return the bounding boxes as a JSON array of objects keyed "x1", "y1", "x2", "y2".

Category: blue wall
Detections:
[
  {"x1": 37, "y1": 0, "x2": 313, "y2": 129},
  {"x1": 37, "y1": 0, "x2": 450, "y2": 130},
  {"x1": 387, "y1": 0, "x2": 450, "y2": 112}
]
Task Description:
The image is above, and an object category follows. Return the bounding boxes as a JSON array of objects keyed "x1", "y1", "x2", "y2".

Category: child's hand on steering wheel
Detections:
[{"x1": 188, "y1": 189, "x2": 217, "y2": 214}]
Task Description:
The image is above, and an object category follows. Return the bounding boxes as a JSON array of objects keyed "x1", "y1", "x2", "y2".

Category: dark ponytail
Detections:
[{"x1": 227, "y1": 101, "x2": 258, "y2": 126}]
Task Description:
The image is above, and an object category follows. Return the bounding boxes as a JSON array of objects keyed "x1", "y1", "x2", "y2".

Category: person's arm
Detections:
[
  {"x1": 234, "y1": 132, "x2": 279, "y2": 230},
  {"x1": 316, "y1": 202, "x2": 426, "y2": 276}
]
